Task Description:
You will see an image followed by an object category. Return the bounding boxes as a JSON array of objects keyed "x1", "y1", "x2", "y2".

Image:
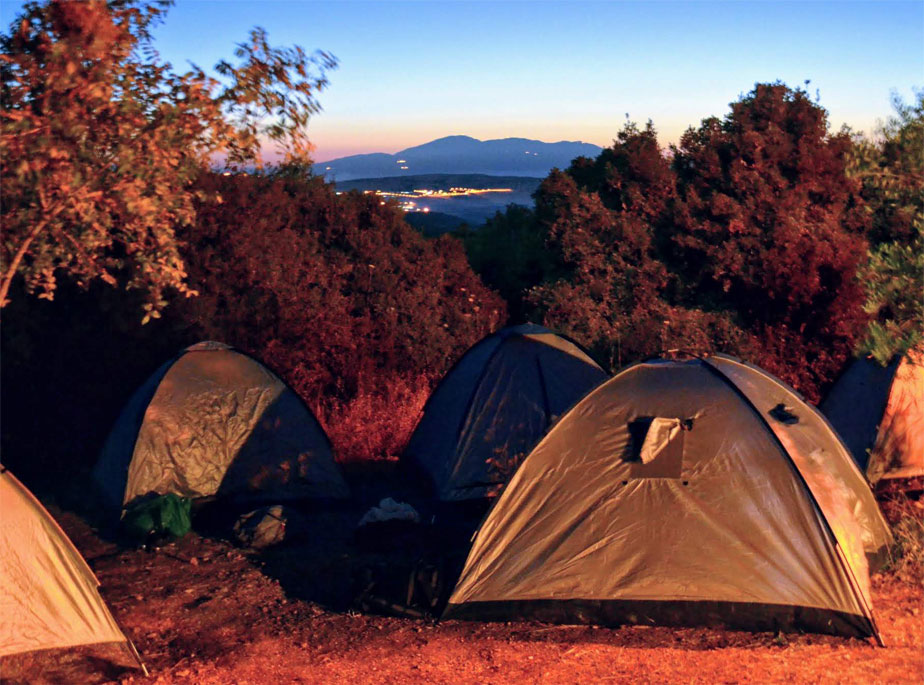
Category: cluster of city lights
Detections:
[{"x1": 349, "y1": 186, "x2": 514, "y2": 213}]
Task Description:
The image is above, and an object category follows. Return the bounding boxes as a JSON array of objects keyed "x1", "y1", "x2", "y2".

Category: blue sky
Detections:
[{"x1": 2, "y1": 1, "x2": 921, "y2": 161}]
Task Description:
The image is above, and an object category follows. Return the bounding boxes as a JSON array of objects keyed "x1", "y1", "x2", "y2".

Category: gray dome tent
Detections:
[
  {"x1": 93, "y1": 342, "x2": 348, "y2": 514},
  {"x1": 446, "y1": 354, "x2": 891, "y2": 641},
  {"x1": 403, "y1": 324, "x2": 608, "y2": 502}
]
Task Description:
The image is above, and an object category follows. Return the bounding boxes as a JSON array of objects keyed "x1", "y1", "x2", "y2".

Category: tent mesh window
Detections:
[{"x1": 625, "y1": 417, "x2": 689, "y2": 479}]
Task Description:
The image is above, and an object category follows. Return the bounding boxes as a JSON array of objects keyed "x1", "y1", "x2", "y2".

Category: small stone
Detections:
[{"x1": 189, "y1": 557, "x2": 198, "y2": 566}]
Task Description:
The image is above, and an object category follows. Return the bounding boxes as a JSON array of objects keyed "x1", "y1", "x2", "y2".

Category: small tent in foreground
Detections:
[
  {"x1": 94, "y1": 342, "x2": 349, "y2": 515},
  {"x1": 403, "y1": 324, "x2": 608, "y2": 502},
  {"x1": 821, "y1": 349, "x2": 923, "y2": 484},
  {"x1": 446, "y1": 355, "x2": 891, "y2": 640},
  {"x1": 0, "y1": 467, "x2": 143, "y2": 670}
]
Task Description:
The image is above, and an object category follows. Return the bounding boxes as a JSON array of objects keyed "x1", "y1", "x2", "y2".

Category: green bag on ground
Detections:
[{"x1": 122, "y1": 493, "x2": 192, "y2": 542}]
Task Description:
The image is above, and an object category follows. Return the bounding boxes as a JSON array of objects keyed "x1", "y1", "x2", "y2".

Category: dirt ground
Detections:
[{"x1": 3, "y1": 471, "x2": 923, "y2": 685}]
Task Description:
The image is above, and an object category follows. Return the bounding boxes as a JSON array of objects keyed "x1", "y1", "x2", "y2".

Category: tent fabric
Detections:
[
  {"x1": 0, "y1": 468, "x2": 128, "y2": 657},
  {"x1": 703, "y1": 356, "x2": 892, "y2": 567},
  {"x1": 93, "y1": 342, "x2": 348, "y2": 513},
  {"x1": 403, "y1": 324, "x2": 608, "y2": 501},
  {"x1": 445, "y1": 356, "x2": 883, "y2": 640},
  {"x1": 822, "y1": 350, "x2": 924, "y2": 483}
]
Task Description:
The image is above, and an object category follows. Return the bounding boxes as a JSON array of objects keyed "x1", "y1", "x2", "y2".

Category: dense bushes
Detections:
[
  {"x1": 0, "y1": 171, "x2": 505, "y2": 478},
  {"x1": 175, "y1": 170, "x2": 505, "y2": 459},
  {"x1": 471, "y1": 84, "x2": 877, "y2": 401}
]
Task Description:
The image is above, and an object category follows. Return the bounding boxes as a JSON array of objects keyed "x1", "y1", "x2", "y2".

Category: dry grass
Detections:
[
  {"x1": 881, "y1": 489, "x2": 924, "y2": 584},
  {"x1": 318, "y1": 373, "x2": 434, "y2": 462}
]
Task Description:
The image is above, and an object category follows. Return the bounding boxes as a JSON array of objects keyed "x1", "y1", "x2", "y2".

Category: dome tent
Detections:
[
  {"x1": 0, "y1": 467, "x2": 144, "y2": 671},
  {"x1": 93, "y1": 342, "x2": 348, "y2": 515},
  {"x1": 403, "y1": 324, "x2": 608, "y2": 502},
  {"x1": 445, "y1": 354, "x2": 891, "y2": 642},
  {"x1": 821, "y1": 348, "x2": 923, "y2": 484}
]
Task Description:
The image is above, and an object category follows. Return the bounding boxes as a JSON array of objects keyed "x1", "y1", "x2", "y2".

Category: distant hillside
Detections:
[
  {"x1": 403, "y1": 211, "x2": 468, "y2": 236},
  {"x1": 316, "y1": 136, "x2": 601, "y2": 181},
  {"x1": 335, "y1": 173, "x2": 541, "y2": 226}
]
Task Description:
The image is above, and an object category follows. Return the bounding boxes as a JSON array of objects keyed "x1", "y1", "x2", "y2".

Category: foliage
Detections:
[
  {"x1": 666, "y1": 84, "x2": 870, "y2": 397},
  {"x1": 877, "y1": 481, "x2": 924, "y2": 583},
  {"x1": 317, "y1": 372, "x2": 433, "y2": 462},
  {"x1": 850, "y1": 90, "x2": 924, "y2": 363},
  {"x1": 462, "y1": 203, "x2": 556, "y2": 323},
  {"x1": 0, "y1": 170, "x2": 505, "y2": 475},
  {"x1": 887, "y1": 508, "x2": 924, "y2": 584},
  {"x1": 0, "y1": 0, "x2": 335, "y2": 317},
  {"x1": 471, "y1": 85, "x2": 872, "y2": 400},
  {"x1": 0, "y1": 278, "x2": 192, "y2": 485},
  {"x1": 176, "y1": 171, "x2": 506, "y2": 457},
  {"x1": 859, "y1": 224, "x2": 923, "y2": 364},
  {"x1": 528, "y1": 123, "x2": 684, "y2": 369}
]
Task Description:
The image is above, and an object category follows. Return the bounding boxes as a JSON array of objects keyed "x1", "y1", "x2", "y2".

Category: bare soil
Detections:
[{"x1": 3, "y1": 475, "x2": 923, "y2": 685}]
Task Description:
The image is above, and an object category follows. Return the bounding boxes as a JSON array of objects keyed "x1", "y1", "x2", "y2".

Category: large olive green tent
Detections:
[
  {"x1": 821, "y1": 349, "x2": 923, "y2": 484},
  {"x1": 403, "y1": 324, "x2": 608, "y2": 501},
  {"x1": 93, "y1": 342, "x2": 349, "y2": 514},
  {"x1": 0, "y1": 467, "x2": 144, "y2": 670},
  {"x1": 446, "y1": 355, "x2": 891, "y2": 641}
]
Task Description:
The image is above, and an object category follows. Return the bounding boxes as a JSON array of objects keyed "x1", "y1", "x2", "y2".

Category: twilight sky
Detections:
[{"x1": 2, "y1": 1, "x2": 921, "y2": 162}]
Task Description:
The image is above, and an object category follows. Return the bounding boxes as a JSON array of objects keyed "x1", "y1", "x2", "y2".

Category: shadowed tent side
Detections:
[{"x1": 403, "y1": 323, "x2": 608, "y2": 502}]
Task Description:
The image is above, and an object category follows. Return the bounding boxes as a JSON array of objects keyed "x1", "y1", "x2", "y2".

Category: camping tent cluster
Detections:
[
  {"x1": 4, "y1": 329, "x2": 918, "y2": 666},
  {"x1": 443, "y1": 354, "x2": 893, "y2": 642}
]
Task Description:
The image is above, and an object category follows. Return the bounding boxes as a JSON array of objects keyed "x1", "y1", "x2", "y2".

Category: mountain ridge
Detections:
[{"x1": 315, "y1": 136, "x2": 602, "y2": 181}]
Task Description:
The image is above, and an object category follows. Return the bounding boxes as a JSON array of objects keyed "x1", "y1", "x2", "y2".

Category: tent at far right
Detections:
[{"x1": 821, "y1": 347, "x2": 923, "y2": 485}]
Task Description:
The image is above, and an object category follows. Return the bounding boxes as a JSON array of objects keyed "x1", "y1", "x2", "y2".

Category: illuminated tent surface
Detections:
[
  {"x1": 403, "y1": 324, "x2": 608, "y2": 501},
  {"x1": 445, "y1": 355, "x2": 891, "y2": 641},
  {"x1": 0, "y1": 468, "x2": 132, "y2": 658},
  {"x1": 94, "y1": 342, "x2": 348, "y2": 513},
  {"x1": 821, "y1": 349, "x2": 924, "y2": 483}
]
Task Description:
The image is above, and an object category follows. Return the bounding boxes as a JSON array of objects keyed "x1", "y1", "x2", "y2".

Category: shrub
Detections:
[
  {"x1": 475, "y1": 85, "x2": 871, "y2": 401},
  {"x1": 316, "y1": 372, "x2": 433, "y2": 462}
]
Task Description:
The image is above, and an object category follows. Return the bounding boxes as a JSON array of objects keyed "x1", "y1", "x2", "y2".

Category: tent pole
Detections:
[
  {"x1": 110, "y1": 611, "x2": 149, "y2": 677},
  {"x1": 124, "y1": 636, "x2": 149, "y2": 677}
]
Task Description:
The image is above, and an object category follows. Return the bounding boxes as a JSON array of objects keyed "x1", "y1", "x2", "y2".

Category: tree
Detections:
[
  {"x1": 0, "y1": 0, "x2": 335, "y2": 318},
  {"x1": 527, "y1": 124, "x2": 672, "y2": 368},
  {"x1": 666, "y1": 84, "x2": 870, "y2": 396},
  {"x1": 501, "y1": 85, "x2": 870, "y2": 400},
  {"x1": 850, "y1": 90, "x2": 924, "y2": 362},
  {"x1": 526, "y1": 121, "x2": 753, "y2": 371},
  {"x1": 462, "y1": 204, "x2": 555, "y2": 323}
]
